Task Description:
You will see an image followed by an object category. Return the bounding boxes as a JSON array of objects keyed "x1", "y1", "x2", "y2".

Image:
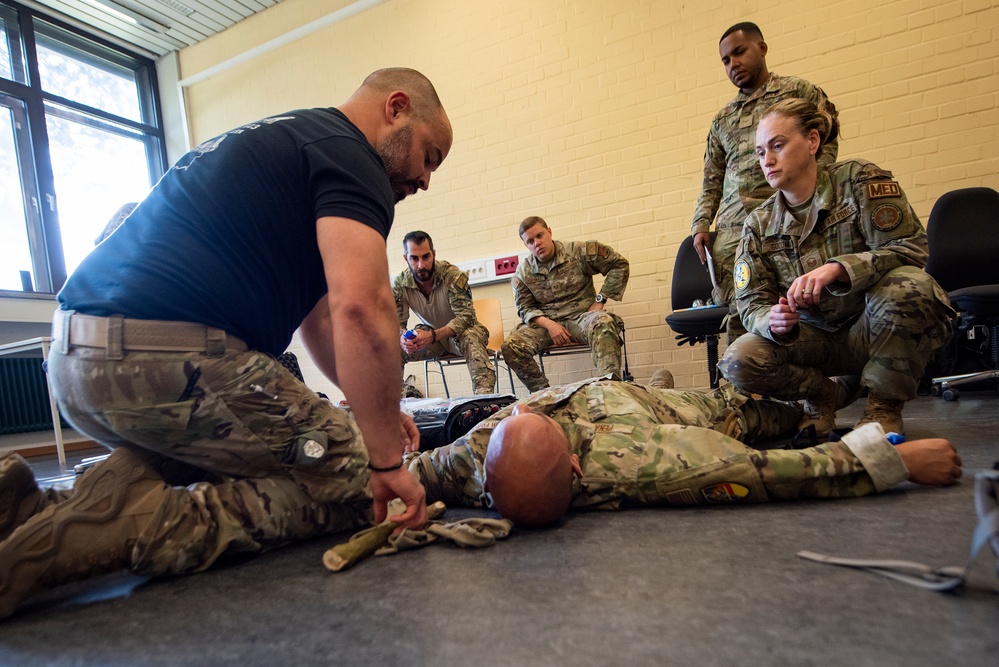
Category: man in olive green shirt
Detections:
[{"x1": 393, "y1": 231, "x2": 496, "y2": 394}]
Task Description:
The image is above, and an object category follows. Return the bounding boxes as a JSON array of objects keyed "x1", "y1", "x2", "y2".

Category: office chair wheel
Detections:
[
  {"x1": 930, "y1": 384, "x2": 941, "y2": 397},
  {"x1": 942, "y1": 387, "x2": 961, "y2": 402}
]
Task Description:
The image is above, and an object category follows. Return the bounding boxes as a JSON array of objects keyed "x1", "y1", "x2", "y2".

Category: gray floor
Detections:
[{"x1": 1, "y1": 390, "x2": 997, "y2": 666}]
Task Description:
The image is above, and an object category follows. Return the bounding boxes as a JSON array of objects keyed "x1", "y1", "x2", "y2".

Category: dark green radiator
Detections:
[{"x1": 0, "y1": 358, "x2": 61, "y2": 435}]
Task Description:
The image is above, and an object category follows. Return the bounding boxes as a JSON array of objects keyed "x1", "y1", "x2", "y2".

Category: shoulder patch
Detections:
[
  {"x1": 453, "y1": 271, "x2": 469, "y2": 290},
  {"x1": 866, "y1": 181, "x2": 901, "y2": 199},
  {"x1": 585, "y1": 241, "x2": 598, "y2": 256},
  {"x1": 701, "y1": 482, "x2": 751, "y2": 503},
  {"x1": 872, "y1": 204, "x2": 903, "y2": 231},
  {"x1": 734, "y1": 260, "x2": 752, "y2": 291}
]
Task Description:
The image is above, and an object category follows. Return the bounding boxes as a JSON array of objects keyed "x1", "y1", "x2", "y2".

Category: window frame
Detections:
[{"x1": 0, "y1": 0, "x2": 166, "y2": 295}]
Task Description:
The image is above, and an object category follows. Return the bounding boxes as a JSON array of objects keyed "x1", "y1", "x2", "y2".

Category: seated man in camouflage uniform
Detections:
[
  {"x1": 502, "y1": 216, "x2": 630, "y2": 392},
  {"x1": 393, "y1": 231, "x2": 496, "y2": 394},
  {"x1": 406, "y1": 374, "x2": 962, "y2": 526}
]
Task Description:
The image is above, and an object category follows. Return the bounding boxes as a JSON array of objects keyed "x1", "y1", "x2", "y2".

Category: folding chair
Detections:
[{"x1": 424, "y1": 298, "x2": 514, "y2": 398}]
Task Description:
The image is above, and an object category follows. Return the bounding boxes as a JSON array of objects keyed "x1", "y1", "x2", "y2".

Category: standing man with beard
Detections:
[
  {"x1": 689, "y1": 22, "x2": 838, "y2": 343},
  {"x1": 0, "y1": 68, "x2": 453, "y2": 619},
  {"x1": 393, "y1": 231, "x2": 497, "y2": 394}
]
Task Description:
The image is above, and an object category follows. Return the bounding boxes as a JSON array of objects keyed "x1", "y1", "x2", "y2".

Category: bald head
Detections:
[
  {"x1": 360, "y1": 68, "x2": 443, "y2": 119},
  {"x1": 339, "y1": 68, "x2": 453, "y2": 202},
  {"x1": 484, "y1": 405, "x2": 578, "y2": 527},
  {"x1": 351, "y1": 67, "x2": 452, "y2": 145}
]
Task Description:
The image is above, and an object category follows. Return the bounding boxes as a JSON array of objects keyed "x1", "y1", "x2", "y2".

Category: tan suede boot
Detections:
[
  {"x1": 0, "y1": 454, "x2": 44, "y2": 542},
  {"x1": 0, "y1": 447, "x2": 169, "y2": 619},
  {"x1": 0, "y1": 454, "x2": 71, "y2": 542},
  {"x1": 797, "y1": 379, "x2": 846, "y2": 438},
  {"x1": 855, "y1": 394, "x2": 905, "y2": 435},
  {"x1": 649, "y1": 367, "x2": 675, "y2": 389}
]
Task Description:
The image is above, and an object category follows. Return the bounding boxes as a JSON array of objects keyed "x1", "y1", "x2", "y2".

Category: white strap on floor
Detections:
[{"x1": 798, "y1": 469, "x2": 999, "y2": 592}]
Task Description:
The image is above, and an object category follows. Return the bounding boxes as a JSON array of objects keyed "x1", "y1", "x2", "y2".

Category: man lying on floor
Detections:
[
  {"x1": 405, "y1": 374, "x2": 963, "y2": 526},
  {"x1": 0, "y1": 374, "x2": 960, "y2": 618}
]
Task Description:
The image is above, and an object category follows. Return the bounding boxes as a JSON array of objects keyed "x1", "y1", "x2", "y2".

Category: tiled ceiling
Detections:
[{"x1": 29, "y1": 0, "x2": 281, "y2": 57}]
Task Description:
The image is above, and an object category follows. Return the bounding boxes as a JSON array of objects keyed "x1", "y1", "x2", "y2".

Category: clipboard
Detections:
[{"x1": 704, "y1": 246, "x2": 719, "y2": 291}]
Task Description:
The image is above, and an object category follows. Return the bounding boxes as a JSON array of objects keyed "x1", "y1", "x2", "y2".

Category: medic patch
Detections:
[
  {"x1": 866, "y1": 181, "x2": 901, "y2": 199},
  {"x1": 872, "y1": 203, "x2": 903, "y2": 231},
  {"x1": 701, "y1": 482, "x2": 751, "y2": 503},
  {"x1": 734, "y1": 260, "x2": 751, "y2": 291}
]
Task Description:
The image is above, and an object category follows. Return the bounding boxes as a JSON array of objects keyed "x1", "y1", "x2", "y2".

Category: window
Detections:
[{"x1": 0, "y1": 1, "x2": 165, "y2": 294}]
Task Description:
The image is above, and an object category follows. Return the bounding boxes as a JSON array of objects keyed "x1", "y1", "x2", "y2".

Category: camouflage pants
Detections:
[
  {"x1": 710, "y1": 226, "x2": 748, "y2": 344},
  {"x1": 47, "y1": 343, "x2": 372, "y2": 576},
  {"x1": 719, "y1": 266, "x2": 954, "y2": 401},
  {"x1": 501, "y1": 311, "x2": 623, "y2": 392},
  {"x1": 556, "y1": 383, "x2": 888, "y2": 509},
  {"x1": 403, "y1": 323, "x2": 496, "y2": 394}
]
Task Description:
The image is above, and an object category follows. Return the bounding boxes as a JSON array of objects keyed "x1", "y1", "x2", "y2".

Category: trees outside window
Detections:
[{"x1": 0, "y1": 1, "x2": 164, "y2": 293}]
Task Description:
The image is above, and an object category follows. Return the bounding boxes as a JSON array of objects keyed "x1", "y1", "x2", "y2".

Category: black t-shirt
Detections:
[{"x1": 59, "y1": 108, "x2": 395, "y2": 356}]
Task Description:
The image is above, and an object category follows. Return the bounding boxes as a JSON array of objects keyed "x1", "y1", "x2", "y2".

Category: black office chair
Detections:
[
  {"x1": 665, "y1": 233, "x2": 728, "y2": 388},
  {"x1": 924, "y1": 187, "x2": 999, "y2": 401}
]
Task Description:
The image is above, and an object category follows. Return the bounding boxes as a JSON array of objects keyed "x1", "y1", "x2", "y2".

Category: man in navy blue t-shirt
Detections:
[{"x1": 0, "y1": 68, "x2": 453, "y2": 618}]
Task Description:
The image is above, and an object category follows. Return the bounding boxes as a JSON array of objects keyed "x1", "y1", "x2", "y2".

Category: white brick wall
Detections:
[{"x1": 181, "y1": 0, "x2": 999, "y2": 399}]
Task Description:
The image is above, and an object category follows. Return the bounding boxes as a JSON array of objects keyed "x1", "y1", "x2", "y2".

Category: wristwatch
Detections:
[{"x1": 594, "y1": 294, "x2": 606, "y2": 304}]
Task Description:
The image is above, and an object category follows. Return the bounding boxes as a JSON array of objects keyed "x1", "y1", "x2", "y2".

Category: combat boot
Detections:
[
  {"x1": 855, "y1": 394, "x2": 905, "y2": 435},
  {"x1": 797, "y1": 379, "x2": 846, "y2": 439},
  {"x1": 648, "y1": 367, "x2": 675, "y2": 389},
  {"x1": 1, "y1": 454, "x2": 46, "y2": 542},
  {"x1": 741, "y1": 398, "x2": 804, "y2": 444},
  {"x1": 831, "y1": 375, "x2": 864, "y2": 409},
  {"x1": 0, "y1": 447, "x2": 169, "y2": 619},
  {"x1": 0, "y1": 454, "x2": 72, "y2": 542}
]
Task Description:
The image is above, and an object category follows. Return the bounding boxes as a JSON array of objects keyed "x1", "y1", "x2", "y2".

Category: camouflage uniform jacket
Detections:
[
  {"x1": 392, "y1": 260, "x2": 476, "y2": 336},
  {"x1": 405, "y1": 378, "x2": 908, "y2": 511},
  {"x1": 512, "y1": 240, "x2": 629, "y2": 324},
  {"x1": 734, "y1": 159, "x2": 935, "y2": 342},
  {"x1": 691, "y1": 73, "x2": 838, "y2": 236}
]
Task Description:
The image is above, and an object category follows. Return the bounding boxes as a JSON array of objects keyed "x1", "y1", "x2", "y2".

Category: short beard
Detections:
[
  {"x1": 377, "y1": 124, "x2": 415, "y2": 203},
  {"x1": 409, "y1": 260, "x2": 435, "y2": 283}
]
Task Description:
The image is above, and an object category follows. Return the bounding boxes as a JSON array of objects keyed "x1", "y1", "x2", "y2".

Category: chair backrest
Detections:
[
  {"x1": 472, "y1": 298, "x2": 505, "y2": 352},
  {"x1": 671, "y1": 233, "x2": 716, "y2": 309},
  {"x1": 925, "y1": 187, "x2": 999, "y2": 292}
]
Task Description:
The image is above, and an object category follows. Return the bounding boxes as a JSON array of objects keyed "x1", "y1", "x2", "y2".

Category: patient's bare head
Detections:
[{"x1": 484, "y1": 404, "x2": 581, "y2": 527}]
